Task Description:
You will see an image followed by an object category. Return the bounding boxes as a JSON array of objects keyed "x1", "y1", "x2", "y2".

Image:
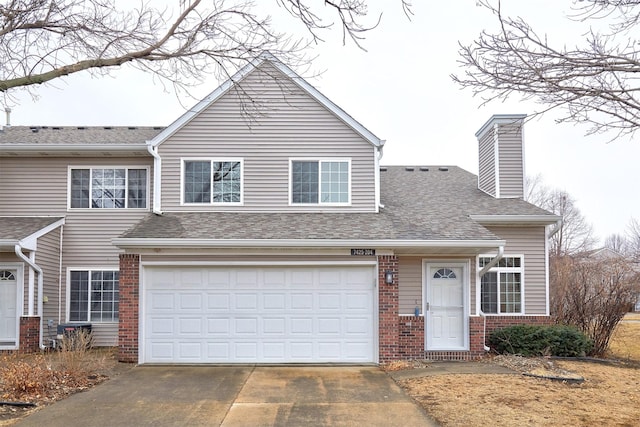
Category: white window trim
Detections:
[
  {"x1": 478, "y1": 254, "x2": 525, "y2": 315},
  {"x1": 288, "y1": 157, "x2": 352, "y2": 206},
  {"x1": 67, "y1": 165, "x2": 150, "y2": 211},
  {"x1": 65, "y1": 267, "x2": 119, "y2": 324},
  {"x1": 180, "y1": 158, "x2": 244, "y2": 206}
]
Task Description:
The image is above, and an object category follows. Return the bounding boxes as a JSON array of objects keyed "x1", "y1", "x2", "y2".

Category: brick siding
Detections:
[
  {"x1": 378, "y1": 255, "x2": 399, "y2": 362},
  {"x1": 19, "y1": 316, "x2": 40, "y2": 353},
  {"x1": 118, "y1": 254, "x2": 139, "y2": 363}
]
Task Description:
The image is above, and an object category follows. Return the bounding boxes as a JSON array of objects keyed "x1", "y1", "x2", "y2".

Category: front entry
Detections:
[
  {"x1": 0, "y1": 269, "x2": 19, "y2": 349},
  {"x1": 425, "y1": 263, "x2": 467, "y2": 351}
]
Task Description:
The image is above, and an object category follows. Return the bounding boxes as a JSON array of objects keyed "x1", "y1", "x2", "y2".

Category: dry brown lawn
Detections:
[{"x1": 397, "y1": 313, "x2": 640, "y2": 427}]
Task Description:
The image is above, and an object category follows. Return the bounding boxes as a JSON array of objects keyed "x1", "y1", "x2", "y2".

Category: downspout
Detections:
[
  {"x1": 478, "y1": 245, "x2": 505, "y2": 352},
  {"x1": 58, "y1": 225, "x2": 64, "y2": 324},
  {"x1": 14, "y1": 244, "x2": 46, "y2": 350},
  {"x1": 146, "y1": 142, "x2": 163, "y2": 215},
  {"x1": 548, "y1": 218, "x2": 562, "y2": 238},
  {"x1": 375, "y1": 141, "x2": 385, "y2": 211}
]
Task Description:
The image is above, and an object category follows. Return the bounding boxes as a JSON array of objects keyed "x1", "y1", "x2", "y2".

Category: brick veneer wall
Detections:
[
  {"x1": 396, "y1": 315, "x2": 552, "y2": 361},
  {"x1": 378, "y1": 255, "x2": 399, "y2": 362},
  {"x1": 19, "y1": 316, "x2": 40, "y2": 353},
  {"x1": 398, "y1": 315, "x2": 424, "y2": 359},
  {"x1": 118, "y1": 254, "x2": 140, "y2": 363}
]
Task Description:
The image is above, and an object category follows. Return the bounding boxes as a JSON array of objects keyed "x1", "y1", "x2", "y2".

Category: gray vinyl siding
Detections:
[
  {"x1": 158, "y1": 62, "x2": 377, "y2": 212},
  {"x1": 0, "y1": 156, "x2": 153, "y2": 346},
  {"x1": 35, "y1": 228, "x2": 62, "y2": 329},
  {"x1": 399, "y1": 257, "x2": 422, "y2": 314},
  {"x1": 485, "y1": 226, "x2": 548, "y2": 315},
  {"x1": 477, "y1": 127, "x2": 496, "y2": 197},
  {"x1": 496, "y1": 126, "x2": 524, "y2": 198}
]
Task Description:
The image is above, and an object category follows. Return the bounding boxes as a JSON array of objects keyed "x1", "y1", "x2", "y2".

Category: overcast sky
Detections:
[{"x1": 4, "y1": 1, "x2": 639, "y2": 243}]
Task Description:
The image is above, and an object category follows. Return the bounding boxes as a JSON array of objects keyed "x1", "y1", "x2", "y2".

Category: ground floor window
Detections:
[
  {"x1": 479, "y1": 256, "x2": 523, "y2": 314},
  {"x1": 69, "y1": 270, "x2": 119, "y2": 322}
]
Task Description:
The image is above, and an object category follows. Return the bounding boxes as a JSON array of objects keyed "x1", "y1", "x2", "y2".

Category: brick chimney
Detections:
[{"x1": 475, "y1": 114, "x2": 526, "y2": 199}]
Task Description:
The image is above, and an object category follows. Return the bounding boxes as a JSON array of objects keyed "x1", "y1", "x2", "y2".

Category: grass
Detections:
[
  {"x1": 607, "y1": 312, "x2": 640, "y2": 360},
  {"x1": 397, "y1": 312, "x2": 640, "y2": 426}
]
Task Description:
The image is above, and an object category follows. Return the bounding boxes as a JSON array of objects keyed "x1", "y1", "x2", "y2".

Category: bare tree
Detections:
[
  {"x1": 0, "y1": 0, "x2": 412, "y2": 105},
  {"x1": 604, "y1": 233, "x2": 629, "y2": 255},
  {"x1": 453, "y1": 0, "x2": 640, "y2": 138},
  {"x1": 525, "y1": 175, "x2": 596, "y2": 256},
  {"x1": 551, "y1": 254, "x2": 638, "y2": 356},
  {"x1": 627, "y1": 217, "x2": 640, "y2": 261}
]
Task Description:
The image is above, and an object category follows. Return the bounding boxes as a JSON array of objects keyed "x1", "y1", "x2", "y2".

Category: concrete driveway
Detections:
[{"x1": 15, "y1": 366, "x2": 438, "y2": 426}]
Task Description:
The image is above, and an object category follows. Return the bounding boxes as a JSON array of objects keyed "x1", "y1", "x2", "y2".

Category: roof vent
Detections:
[
  {"x1": 128, "y1": 127, "x2": 137, "y2": 130},
  {"x1": 31, "y1": 128, "x2": 39, "y2": 133},
  {"x1": 420, "y1": 167, "x2": 429, "y2": 172},
  {"x1": 439, "y1": 167, "x2": 449, "y2": 172},
  {"x1": 153, "y1": 126, "x2": 163, "y2": 130},
  {"x1": 405, "y1": 167, "x2": 415, "y2": 172},
  {"x1": 103, "y1": 126, "x2": 112, "y2": 130},
  {"x1": 77, "y1": 126, "x2": 86, "y2": 130},
  {"x1": 380, "y1": 167, "x2": 388, "y2": 172},
  {"x1": 52, "y1": 126, "x2": 62, "y2": 130}
]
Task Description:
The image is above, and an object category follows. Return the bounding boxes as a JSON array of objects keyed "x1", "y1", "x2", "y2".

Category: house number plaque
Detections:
[{"x1": 350, "y1": 249, "x2": 376, "y2": 256}]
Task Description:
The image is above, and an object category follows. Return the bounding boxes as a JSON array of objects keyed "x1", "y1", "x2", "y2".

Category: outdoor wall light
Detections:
[{"x1": 385, "y1": 270, "x2": 394, "y2": 285}]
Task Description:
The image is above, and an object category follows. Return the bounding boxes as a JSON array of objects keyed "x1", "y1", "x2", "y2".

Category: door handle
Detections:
[{"x1": 426, "y1": 302, "x2": 430, "y2": 311}]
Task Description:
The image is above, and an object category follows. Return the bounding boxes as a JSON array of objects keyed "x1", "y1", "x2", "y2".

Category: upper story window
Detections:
[
  {"x1": 479, "y1": 255, "x2": 523, "y2": 314},
  {"x1": 69, "y1": 167, "x2": 148, "y2": 209},
  {"x1": 182, "y1": 159, "x2": 243, "y2": 205},
  {"x1": 290, "y1": 159, "x2": 350, "y2": 205}
]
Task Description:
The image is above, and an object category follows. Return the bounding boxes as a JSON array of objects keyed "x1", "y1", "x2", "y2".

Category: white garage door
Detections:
[{"x1": 142, "y1": 265, "x2": 376, "y2": 364}]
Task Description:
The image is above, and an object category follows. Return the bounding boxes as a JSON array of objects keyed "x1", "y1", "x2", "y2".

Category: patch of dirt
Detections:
[
  {"x1": 0, "y1": 348, "x2": 129, "y2": 426},
  {"x1": 397, "y1": 356, "x2": 640, "y2": 426}
]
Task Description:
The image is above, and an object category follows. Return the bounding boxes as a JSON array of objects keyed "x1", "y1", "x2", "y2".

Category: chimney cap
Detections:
[{"x1": 475, "y1": 114, "x2": 526, "y2": 139}]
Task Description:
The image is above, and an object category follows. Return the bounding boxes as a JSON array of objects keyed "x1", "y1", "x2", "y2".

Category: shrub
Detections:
[
  {"x1": 489, "y1": 324, "x2": 593, "y2": 357},
  {"x1": 0, "y1": 353, "x2": 58, "y2": 397}
]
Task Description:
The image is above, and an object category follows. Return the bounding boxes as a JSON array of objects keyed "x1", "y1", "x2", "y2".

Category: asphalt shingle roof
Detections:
[
  {"x1": 0, "y1": 126, "x2": 163, "y2": 145},
  {"x1": 121, "y1": 166, "x2": 555, "y2": 242},
  {"x1": 0, "y1": 217, "x2": 64, "y2": 241}
]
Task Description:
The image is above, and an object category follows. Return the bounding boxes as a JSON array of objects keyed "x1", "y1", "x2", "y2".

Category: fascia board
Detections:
[
  {"x1": 470, "y1": 214, "x2": 561, "y2": 225},
  {"x1": 0, "y1": 144, "x2": 148, "y2": 153},
  {"x1": 113, "y1": 238, "x2": 505, "y2": 249}
]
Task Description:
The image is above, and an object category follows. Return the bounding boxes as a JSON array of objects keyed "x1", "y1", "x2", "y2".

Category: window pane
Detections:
[
  {"x1": 89, "y1": 270, "x2": 119, "y2": 322},
  {"x1": 500, "y1": 272, "x2": 522, "y2": 313},
  {"x1": 70, "y1": 169, "x2": 90, "y2": 208},
  {"x1": 480, "y1": 272, "x2": 498, "y2": 314},
  {"x1": 127, "y1": 169, "x2": 147, "y2": 208},
  {"x1": 212, "y1": 161, "x2": 241, "y2": 203},
  {"x1": 320, "y1": 161, "x2": 348, "y2": 203},
  {"x1": 292, "y1": 161, "x2": 318, "y2": 203},
  {"x1": 184, "y1": 161, "x2": 211, "y2": 203},
  {"x1": 69, "y1": 271, "x2": 89, "y2": 321},
  {"x1": 91, "y1": 168, "x2": 126, "y2": 208}
]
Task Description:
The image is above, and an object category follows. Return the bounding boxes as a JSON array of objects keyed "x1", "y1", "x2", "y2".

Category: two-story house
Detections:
[{"x1": 0, "y1": 52, "x2": 559, "y2": 364}]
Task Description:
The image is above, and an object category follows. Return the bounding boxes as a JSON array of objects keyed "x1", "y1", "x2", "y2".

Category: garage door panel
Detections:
[{"x1": 143, "y1": 266, "x2": 375, "y2": 363}]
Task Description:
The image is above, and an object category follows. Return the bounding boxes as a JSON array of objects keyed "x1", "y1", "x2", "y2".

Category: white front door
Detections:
[
  {"x1": 0, "y1": 270, "x2": 19, "y2": 349},
  {"x1": 425, "y1": 263, "x2": 467, "y2": 350}
]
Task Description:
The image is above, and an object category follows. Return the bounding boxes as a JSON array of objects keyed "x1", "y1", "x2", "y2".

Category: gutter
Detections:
[
  {"x1": 14, "y1": 244, "x2": 45, "y2": 350},
  {"x1": 113, "y1": 237, "x2": 507, "y2": 250},
  {"x1": 146, "y1": 142, "x2": 163, "y2": 214}
]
